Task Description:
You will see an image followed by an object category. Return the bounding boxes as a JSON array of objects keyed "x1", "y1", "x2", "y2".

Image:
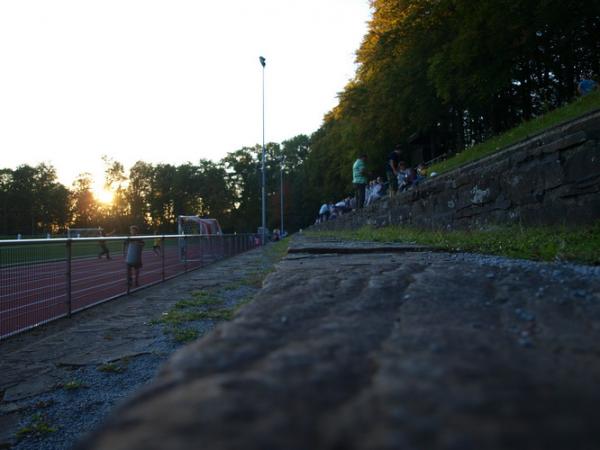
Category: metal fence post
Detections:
[
  {"x1": 184, "y1": 235, "x2": 188, "y2": 273},
  {"x1": 66, "y1": 239, "x2": 72, "y2": 317},
  {"x1": 126, "y1": 237, "x2": 131, "y2": 295},
  {"x1": 161, "y1": 236, "x2": 165, "y2": 281}
]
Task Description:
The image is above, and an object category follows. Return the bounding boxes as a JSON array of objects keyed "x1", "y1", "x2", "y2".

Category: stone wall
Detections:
[{"x1": 314, "y1": 109, "x2": 600, "y2": 231}]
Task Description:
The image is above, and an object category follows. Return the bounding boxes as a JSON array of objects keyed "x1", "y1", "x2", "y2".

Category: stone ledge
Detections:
[{"x1": 78, "y1": 236, "x2": 600, "y2": 450}]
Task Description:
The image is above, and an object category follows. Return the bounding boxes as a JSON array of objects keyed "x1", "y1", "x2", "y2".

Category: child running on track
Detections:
[
  {"x1": 152, "y1": 230, "x2": 161, "y2": 256},
  {"x1": 123, "y1": 225, "x2": 145, "y2": 287},
  {"x1": 98, "y1": 228, "x2": 115, "y2": 259}
]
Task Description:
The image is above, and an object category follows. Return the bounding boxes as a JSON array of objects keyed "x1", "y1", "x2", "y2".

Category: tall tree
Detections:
[
  {"x1": 71, "y1": 173, "x2": 99, "y2": 227},
  {"x1": 127, "y1": 161, "x2": 155, "y2": 230},
  {"x1": 102, "y1": 156, "x2": 129, "y2": 232}
]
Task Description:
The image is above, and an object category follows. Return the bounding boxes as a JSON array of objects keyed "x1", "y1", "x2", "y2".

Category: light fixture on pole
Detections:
[
  {"x1": 280, "y1": 155, "x2": 285, "y2": 237},
  {"x1": 259, "y1": 56, "x2": 266, "y2": 245}
]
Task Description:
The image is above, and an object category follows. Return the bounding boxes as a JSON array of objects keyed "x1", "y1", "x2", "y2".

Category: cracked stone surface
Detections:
[
  {"x1": 0, "y1": 247, "x2": 275, "y2": 449},
  {"x1": 80, "y1": 236, "x2": 600, "y2": 450}
]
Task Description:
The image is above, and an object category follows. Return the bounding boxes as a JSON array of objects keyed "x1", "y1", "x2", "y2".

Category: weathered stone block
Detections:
[{"x1": 563, "y1": 142, "x2": 600, "y2": 184}]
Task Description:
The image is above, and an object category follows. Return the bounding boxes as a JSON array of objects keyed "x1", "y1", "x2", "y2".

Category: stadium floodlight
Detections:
[
  {"x1": 259, "y1": 55, "x2": 267, "y2": 245},
  {"x1": 280, "y1": 155, "x2": 285, "y2": 237}
]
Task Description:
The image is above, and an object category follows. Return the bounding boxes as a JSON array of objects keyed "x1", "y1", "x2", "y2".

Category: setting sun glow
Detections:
[{"x1": 94, "y1": 187, "x2": 114, "y2": 205}]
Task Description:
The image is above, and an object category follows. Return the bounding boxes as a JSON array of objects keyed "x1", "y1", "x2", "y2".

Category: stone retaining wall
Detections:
[{"x1": 313, "y1": 109, "x2": 600, "y2": 231}]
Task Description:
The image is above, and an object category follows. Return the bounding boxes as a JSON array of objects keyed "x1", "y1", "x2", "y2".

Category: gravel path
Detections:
[{"x1": 0, "y1": 245, "x2": 283, "y2": 450}]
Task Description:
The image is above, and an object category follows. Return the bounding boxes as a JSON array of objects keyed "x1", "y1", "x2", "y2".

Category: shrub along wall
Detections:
[{"x1": 313, "y1": 109, "x2": 600, "y2": 232}]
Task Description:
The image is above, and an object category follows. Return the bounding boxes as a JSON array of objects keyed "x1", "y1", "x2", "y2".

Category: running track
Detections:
[{"x1": 0, "y1": 237, "x2": 254, "y2": 339}]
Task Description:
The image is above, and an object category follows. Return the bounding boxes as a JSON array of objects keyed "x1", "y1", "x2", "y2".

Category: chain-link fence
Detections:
[{"x1": 0, "y1": 234, "x2": 258, "y2": 340}]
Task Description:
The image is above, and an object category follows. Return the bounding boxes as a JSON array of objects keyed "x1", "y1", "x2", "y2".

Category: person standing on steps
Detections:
[
  {"x1": 386, "y1": 145, "x2": 403, "y2": 197},
  {"x1": 123, "y1": 225, "x2": 145, "y2": 287},
  {"x1": 352, "y1": 154, "x2": 368, "y2": 209}
]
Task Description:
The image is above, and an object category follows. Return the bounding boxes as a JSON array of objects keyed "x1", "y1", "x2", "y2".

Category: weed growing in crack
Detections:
[
  {"x1": 16, "y1": 413, "x2": 57, "y2": 440},
  {"x1": 97, "y1": 362, "x2": 126, "y2": 374},
  {"x1": 172, "y1": 328, "x2": 200, "y2": 343},
  {"x1": 63, "y1": 380, "x2": 87, "y2": 391},
  {"x1": 155, "y1": 289, "x2": 236, "y2": 343}
]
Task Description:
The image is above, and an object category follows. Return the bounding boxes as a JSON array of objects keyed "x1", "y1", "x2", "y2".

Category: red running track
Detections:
[{"x1": 0, "y1": 237, "x2": 252, "y2": 339}]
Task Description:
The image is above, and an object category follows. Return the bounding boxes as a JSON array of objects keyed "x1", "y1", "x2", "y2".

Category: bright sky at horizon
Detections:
[{"x1": 0, "y1": 0, "x2": 371, "y2": 194}]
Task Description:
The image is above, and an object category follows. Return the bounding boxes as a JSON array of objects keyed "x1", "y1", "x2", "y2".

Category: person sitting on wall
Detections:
[
  {"x1": 335, "y1": 197, "x2": 350, "y2": 214},
  {"x1": 365, "y1": 180, "x2": 374, "y2": 206},
  {"x1": 329, "y1": 205, "x2": 338, "y2": 220},
  {"x1": 366, "y1": 177, "x2": 385, "y2": 205},
  {"x1": 415, "y1": 163, "x2": 427, "y2": 184},
  {"x1": 397, "y1": 161, "x2": 409, "y2": 192},
  {"x1": 406, "y1": 167, "x2": 418, "y2": 188},
  {"x1": 318, "y1": 202, "x2": 330, "y2": 223}
]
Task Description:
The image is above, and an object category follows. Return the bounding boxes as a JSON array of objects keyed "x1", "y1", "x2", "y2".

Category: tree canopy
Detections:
[
  {"x1": 306, "y1": 0, "x2": 600, "y2": 198},
  {"x1": 2, "y1": 0, "x2": 598, "y2": 235}
]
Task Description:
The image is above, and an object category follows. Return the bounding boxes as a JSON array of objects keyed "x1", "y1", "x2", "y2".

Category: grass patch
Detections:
[
  {"x1": 309, "y1": 224, "x2": 600, "y2": 265},
  {"x1": 242, "y1": 271, "x2": 269, "y2": 288},
  {"x1": 430, "y1": 90, "x2": 600, "y2": 175},
  {"x1": 156, "y1": 289, "x2": 237, "y2": 343},
  {"x1": 172, "y1": 328, "x2": 199, "y2": 343},
  {"x1": 62, "y1": 380, "x2": 86, "y2": 391},
  {"x1": 173, "y1": 291, "x2": 222, "y2": 309},
  {"x1": 264, "y1": 238, "x2": 290, "y2": 261},
  {"x1": 241, "y1": 239, "x2": 290, "y2": 287},
  {"x1": 220, "y1": 280, "x2": 245, "y2": 291},
  {"x1": 158, "y1": 308, "x2": 235, "y2": 325},
  {"x1": 97, "y1": 362, "x2": 126, "y2": 374},
  {"x1": 152, "y1": 239, "x2": 290, "y2": 343},
  {"x1": 16, "y1": 413, "x2": 57, "y2": 440}
]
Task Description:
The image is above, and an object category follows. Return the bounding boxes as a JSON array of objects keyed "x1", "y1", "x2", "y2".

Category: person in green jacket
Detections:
[{"x1": 352, "y1": 154, "x2": 368, "y2": 209}]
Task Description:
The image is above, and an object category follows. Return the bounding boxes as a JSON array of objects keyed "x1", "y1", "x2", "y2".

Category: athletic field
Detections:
[{"x1": 0, "y1": 235, "x2": 256, "y2": 339}]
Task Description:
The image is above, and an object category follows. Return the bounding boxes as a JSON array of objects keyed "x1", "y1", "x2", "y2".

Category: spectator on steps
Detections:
[
  {"x1": 416, "y1": 163, "x2": 427, "y2": 183},
  {"x1": 318, "y1": 202, "x2": 330, "y2": 223},
  {"x1": 397, "y1": 161, "x2": 409, "y2": 192},
  {"x1": 352, "y1": 154, "x2": 368, "y2": 209},
  {"x1": 329, "y1": 205, "x2": 338, "y2": 220},
  {"x1": 406, "y1": 167, "x2": 417, "y2": 188},
  {"x1": 386, "y1": 145, "x2": 403, "y2": 197},
  {"x1": 335, "y1": 197, "x2": 352, "y2": 214},
  {"x1": 366, "y1": 177, "x2": 385, "y2": 205}
]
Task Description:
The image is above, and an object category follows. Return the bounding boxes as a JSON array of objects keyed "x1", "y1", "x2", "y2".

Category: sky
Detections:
[{"x1": 0, "y1": 0, "x2": 371, "y2": 197}]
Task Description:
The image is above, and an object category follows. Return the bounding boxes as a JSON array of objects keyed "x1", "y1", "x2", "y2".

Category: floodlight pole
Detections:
[
  {"x1": 280, "y1": 156, "x2": 285, "y2": 236},
  {"x1": 260, "y1": 56, "x2": 267, "y2": 245}
]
